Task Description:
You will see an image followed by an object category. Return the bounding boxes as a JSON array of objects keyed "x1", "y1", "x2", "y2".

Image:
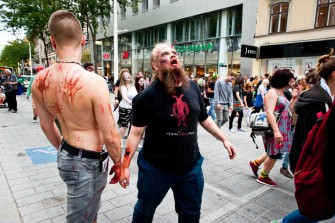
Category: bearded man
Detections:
[{"x1": 119, "y1": 42, "x2": 237, "y2": 223}]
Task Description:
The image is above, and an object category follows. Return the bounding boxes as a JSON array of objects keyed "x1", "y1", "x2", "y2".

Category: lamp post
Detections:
[
  {"x1": 113, "y1": 0, "x2": 118, "y2": 84},
  {"x1": 28, "y1": 41, "x2": 33, "y2": 75}
]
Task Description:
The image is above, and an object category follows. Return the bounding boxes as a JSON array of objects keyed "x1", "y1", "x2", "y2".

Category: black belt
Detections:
[
  {"x1": 220, "y1": 103, "x2": 228, "y2": 105},
  {"x1": 61, "y1": 140, "x2": 101, "y2": 160}
]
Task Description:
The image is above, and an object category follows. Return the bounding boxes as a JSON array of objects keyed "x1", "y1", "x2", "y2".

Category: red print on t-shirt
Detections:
[{"x1": 172, "y1": 94, "x2": 190, "y2": 127}]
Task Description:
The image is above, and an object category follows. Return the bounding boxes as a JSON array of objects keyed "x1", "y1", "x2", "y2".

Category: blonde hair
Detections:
[{"x1": 48, "y1": 10, "x2": 83, "y2": 47}]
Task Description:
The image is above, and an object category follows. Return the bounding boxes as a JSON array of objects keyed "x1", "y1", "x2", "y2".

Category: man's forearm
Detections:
[
  {"x1": 41, "y1": 123, "x2": 62, "y2": 149},
  {"x1": 105, "y1": 132, "x2": 122, "y2": 166},
  {"x1": 123, "y1": 134, "x2": 142, "y2": 168}
]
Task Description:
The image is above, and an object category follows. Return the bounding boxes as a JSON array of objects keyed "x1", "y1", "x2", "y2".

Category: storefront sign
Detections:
[
  {"x1": 241, "y1": 44, "x2": 257, "y2": 58},
  {"x1": 175, "y1": 42, "x2": 215, "y2": 53},
  {"x1": 102, "y1": 52, "x2": 111, "y2": 61}
]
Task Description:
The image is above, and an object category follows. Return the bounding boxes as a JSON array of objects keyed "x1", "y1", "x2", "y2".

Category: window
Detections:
[
  {"x1": 315, "y1": 0, "x2": 335, "y2": 27},
  {"x1": 269, "y1": 2, "x2": 288, "y2": 33},
  {"x1": 142, "y1": 0, "x2": 148, "y2": 12},
  {"x1": 226, "y1": 6, "x2": 242, "y2": 36},
  {"x1": 120, "y1": 5, "x2": 126, "y2": 19},
  {"x1": 132, "y1": 0, "x2": 138, "y2": 15},
  {"x1": 153, "y1": 0, "x2": 160, "y2": 8}
]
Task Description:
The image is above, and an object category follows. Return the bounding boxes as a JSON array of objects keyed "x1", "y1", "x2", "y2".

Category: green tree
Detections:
[
  {"x1": 0, "y1": 39, "x2": 31, "y2": 70},
  {"x1": 0, "y1": 0, "x2": 140, "y2": 71}
]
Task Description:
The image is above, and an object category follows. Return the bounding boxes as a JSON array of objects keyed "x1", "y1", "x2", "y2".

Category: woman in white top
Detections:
[{"x1": 118, "y1": 69, "x2": 138, "y2": 140}]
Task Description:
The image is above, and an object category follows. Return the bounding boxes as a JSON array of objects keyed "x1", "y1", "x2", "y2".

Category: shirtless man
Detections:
[{"x1": 32, "y1": 10, "x2": 122, "y2": 223}]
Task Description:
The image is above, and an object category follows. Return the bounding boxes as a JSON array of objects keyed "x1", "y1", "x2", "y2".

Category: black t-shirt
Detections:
[
  {"x1": 233, "y1": 85, "x2": 243, "y2": 101},
  {"x1": 206, "y1": 82, "x2": 215, "y2": 98},
  {"x1": 132, "y1": 79, "x2": 208, "y2": 173},
  {"x1": 243, "y1": 91, "x2": 253, "y2": 107}
]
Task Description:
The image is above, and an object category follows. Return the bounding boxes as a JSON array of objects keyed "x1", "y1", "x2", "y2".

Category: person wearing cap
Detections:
[{"x1": 26, "y1": 65, "x2": 44, "y2": 123}]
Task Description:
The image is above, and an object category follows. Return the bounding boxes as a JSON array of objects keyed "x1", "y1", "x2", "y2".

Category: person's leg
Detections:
[
  {"x1": 246, "y1": 108, "x2": 252, "y2": 126},
  {"x1": 237, "y1": 110, "x2": 243, "y2": 129},
  {"x1": 280, "y1": 209, "x2": 318, "y2": 223},
  {"x1": 172, "y1": 157, "x2": 204, "y2": 223},
  {"x1": 257, "y1": 156, "x2": 278, "y2": 186},
  {"x1": 229, "y1": 110, "x2": 236, "y2": 129},
  {"x1": 249, "y1": 153, "x2": 267, "y2": 177},
  {"x1": 215, "y1": 105, "x2": 223, "y2": 127},
  {"x1": 5, "y1": 92, "x2": 13, "y2": 110},
  {"x1": 222, "y1": 105, "x2": 230, "y2": 126},
  {"x1": 32, "y1": 99, "x2": 38, "y2": 122},
  {"x1": 58, "y1": 148, "x2": 107, "y2": 223},
  {"x1": 12, "y1": 90, "x2": 17, "y2": 111},
  {"x1": 280, "y1": 152, "x2": 293, "y2": 178},
  {"x1": 208, "y1": 98, "x2": 216, "y2": 120},
  {"x1": 132, "y1": 153, "x2": 172, "y2": 223}
]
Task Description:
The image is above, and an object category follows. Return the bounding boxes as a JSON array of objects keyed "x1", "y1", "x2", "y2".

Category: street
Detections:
[{"x1": 0, "y1": 95, "x2": 334, "y2": 223}]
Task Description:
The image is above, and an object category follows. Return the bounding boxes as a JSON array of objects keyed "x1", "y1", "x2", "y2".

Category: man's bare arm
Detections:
[
  {"x1": 32, "y1": 85, "x2": 62, "y2": 149},
  {"x1": 120, "y1": 125, "x2": 145, "y2": 188},
  {"x1": 92, "y1": 77, "x2": 122, "y2": 183}
]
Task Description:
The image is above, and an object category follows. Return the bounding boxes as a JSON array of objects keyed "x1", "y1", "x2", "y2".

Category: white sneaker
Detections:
[
  {"x1": 237, "y1": 128, "x2": 246, "y2": 132},
  {"x1": 229, "y1": 129, "x2": 236, "y2": 133}
]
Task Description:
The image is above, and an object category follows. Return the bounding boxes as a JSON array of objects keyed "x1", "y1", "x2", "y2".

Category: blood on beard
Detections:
[{"x1": 160, "y1": 64, "x2": 189, "y2": 95}]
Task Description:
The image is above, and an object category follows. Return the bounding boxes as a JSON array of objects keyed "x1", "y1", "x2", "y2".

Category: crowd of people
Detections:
[{"x1": 1, "y1": 9, "x2": 334, "y2": 223}]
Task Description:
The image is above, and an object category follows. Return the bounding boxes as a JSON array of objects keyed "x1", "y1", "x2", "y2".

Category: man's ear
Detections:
[
  {"x1": 81, "y1": 35, "x2": 85, "y2": 46},
  {"x1": 50, "y1": 36, "x2": 56, "y2": 50}
]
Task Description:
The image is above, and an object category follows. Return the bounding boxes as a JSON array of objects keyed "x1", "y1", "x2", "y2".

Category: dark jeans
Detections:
[
  {"x1": 229, "y1": 109, "x2": 243, "y2": 129},
  {"x1": 5, "y1": 90, "x2": 17, "y2": 110},
  {"x1": 132, "y1": 151, "x2": 204, "y2": 223}
]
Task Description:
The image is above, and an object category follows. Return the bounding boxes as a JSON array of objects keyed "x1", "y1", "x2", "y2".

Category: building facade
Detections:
[
  {"x1": 97, "y1": 0, "x2": 259, "y2": 80},
  {"x1": 254, "y1": 0, "x2": 335, "y2": 77}
]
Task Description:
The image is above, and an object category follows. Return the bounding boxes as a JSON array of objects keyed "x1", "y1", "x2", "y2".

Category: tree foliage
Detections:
[
  {"x1": 0, "y1": 0, "x2": 140, "y2": 71},
  {"x1": 0, "y1": 40, "x2": 31, "y2": 70}
]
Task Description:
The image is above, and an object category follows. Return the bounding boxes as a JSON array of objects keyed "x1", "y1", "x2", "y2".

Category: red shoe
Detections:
[
  {"x1": 248, "y1": 161, "x2": 259, "y2": 178},
  {"x1": 257, "y1": 176, "x2": 278, "y2": 187}
]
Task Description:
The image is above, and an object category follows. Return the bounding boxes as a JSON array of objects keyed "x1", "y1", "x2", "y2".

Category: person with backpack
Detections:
[
  {"x1": 248, "y1": 69, "x2": 295, "y2": 187},
  {"x1": 271, "y1": 49, "x2": 335, "y2": 223}
]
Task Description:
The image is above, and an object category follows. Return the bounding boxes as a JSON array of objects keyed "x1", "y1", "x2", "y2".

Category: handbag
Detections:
[{"x1": 249, "y1": 107, "x2": 284, "y2": 149}]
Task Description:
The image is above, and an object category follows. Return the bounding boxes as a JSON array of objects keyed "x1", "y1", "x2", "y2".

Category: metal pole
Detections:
[
  {"x1": 28, "y1": 42, "x2": 33, "y2": 75},
  {"x1": 113, "y1": 0, "x2": 118, "y2": 84}
]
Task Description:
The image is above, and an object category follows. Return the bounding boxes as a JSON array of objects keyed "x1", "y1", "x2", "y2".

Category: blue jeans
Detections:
[
  {"x1": 282, "y1": 152, "x2": 290, "y2": 169},
  {"x1": 207, "y1": 98, "x2": 216, "y2": 120},
  {"x1": 282, "y1": 209, "x2": 318, "y2": 223},
  {"x1": 132, "y1": 151, "x2": 204, "y2": 223},
  {"x1": 58, "y1": 146, "x2": 107, "y2": 223}
]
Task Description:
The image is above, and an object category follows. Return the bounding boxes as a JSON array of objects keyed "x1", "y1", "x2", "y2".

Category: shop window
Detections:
[
  {"x1": 269, "y1": 2, "x2": 288, "y2": 33},
  {"x1": 153, "y1": 0, "x2": 160, "y2": 8},
  {"x1": 227, "y1": 6, "x2": 242, "y2": 36},
  {"x1": 206, "y1": 13, "x2": 220, "y2": 38},
  {"x1": 120, "y1": 5, "x2": 126, "y2": 19},
  {"x1": 142, "y1": 0, "x2": 148, "y2": 12},
  {"x1": 315, "y1": 0, "x2": 335, "y2": 28}
]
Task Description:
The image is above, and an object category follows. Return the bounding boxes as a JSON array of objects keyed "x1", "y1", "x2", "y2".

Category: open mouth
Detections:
[{"x1": 170, "y1": 59, "x2": 178, "y2": 65}]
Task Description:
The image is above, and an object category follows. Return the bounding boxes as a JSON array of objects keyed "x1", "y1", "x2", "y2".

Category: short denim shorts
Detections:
[{"x1": 58, "y1": 145, "x2": 107, "y2": 223}]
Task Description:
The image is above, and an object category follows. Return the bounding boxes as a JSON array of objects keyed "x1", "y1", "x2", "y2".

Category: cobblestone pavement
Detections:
[{"x1": 0, "y1": 95, "x2": 334, "y2": 223}]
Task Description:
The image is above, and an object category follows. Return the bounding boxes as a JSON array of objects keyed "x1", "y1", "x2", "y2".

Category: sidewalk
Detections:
[{"x1": 0, "y1": 95, "x2": 333, "y2": 223}]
